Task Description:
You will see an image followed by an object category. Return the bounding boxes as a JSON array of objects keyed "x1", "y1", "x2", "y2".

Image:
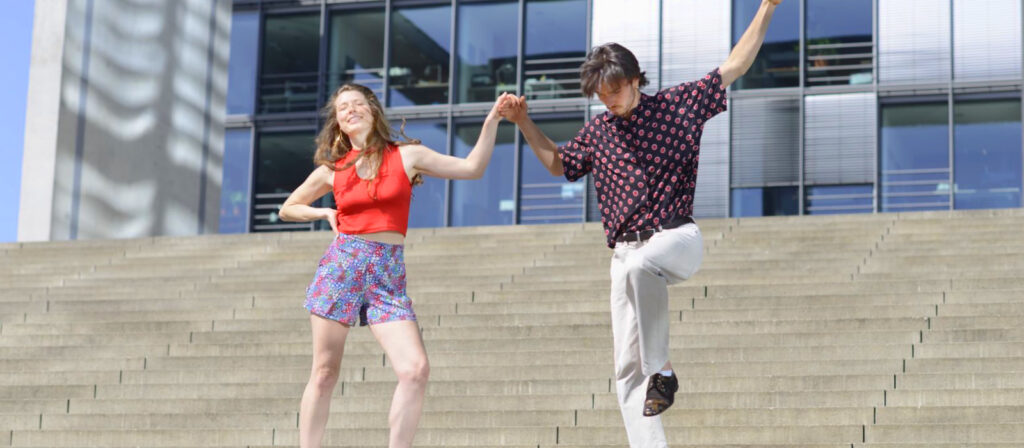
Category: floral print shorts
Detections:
[{"x1": 304, "y1": 233, "x2": 417, "y2": 326}]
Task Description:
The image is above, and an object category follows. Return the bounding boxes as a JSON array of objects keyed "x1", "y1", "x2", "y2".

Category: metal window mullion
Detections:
[
  {"x1": 245, "y1": 126, "x2": 257, "y2": 233},
  {"x1": 948, "y1": 0, "x2": 955, "y2": 211},
  {"x1": 444, "y1": 0, "x2": 456, "y2": 227},
  {"x1": 725, "y1": 0, "x2": 732, "y2": 218},
  {"x1": 249, "y1": 3, "x2": 266, "y2": 233},
  {"x1": 310, "y1": 0, "x2": 329, "y2": 227},
  {"x1": 448, "y1": 0, "x2": 457, "y2": 107},
  {"x1": 513, "y1": 126, "x2": 522, "y2": 225},
  {"x1": 513, "y1": 0, "x2": 525, "y2": 225},
  {"x1": 317, "y1": 0, "x2": 327, "y2": 112},
  {"x1": 872, "y1": 0, "x2": 879, "y2": 213},
  {"x1": 798, "y1": 0, "x2": 806, "y2": 215},
  {"x1": 1021, "y1": 0, "x2": 1024, "y2": 208},
  {"x1": 383, "y1": 0, "x2": 392, "y2": 106},
  {"x1": 250, "y1": 130, "x2": 262, "y2": 232},
  {"x1": 251, "y1": 4, "x2": 265, "y2": 116},
  {"x1": 581, "y1": 0, "x2": 593, "y2": 223},
  {"x1": 444, "y1": 113, "x2": 453, "y2": 227},
  {"x1": 517, "y1": 0, "x2": 525, "y2": 96}
]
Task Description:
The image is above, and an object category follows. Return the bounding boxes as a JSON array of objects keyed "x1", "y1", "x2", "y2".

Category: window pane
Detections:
[
  {"x1": 389, "y1": 4, "x2": 452, "y2": 107},
  {"x1": 456, "y1": 1, "x2": 519, "y2": 103},
  {"x1": 328, "y1": 9, "x2": 385, "y2": 100},
  {"x1": 880, "y1": 103, "x2": 951, "y2": 212},
  {"x1": 805, "y1": 184, "x2": 873, "y2": 215},
  {"x1": 404, "y1": 121, "x2": 448, "y2": 228},
  {"x1": 220, "y1": 129, "x2": 252, "y2": 233},
  {"x1": 260, "y1": 14, "x2": 320, "y2": 113},
  {"x1": 254, "y1": 131, "x2": 317, "y2": 232},
  {"x1": 731, "y1": 187, "x2": 799, "y2": 217},
  {"x1": 450, "y1": 122, "x2": 516, "y2": 226},
  {"x1": 227, "y1": 12, "x2": 259, "y2": 115},
  {"x1": 806, "y1": 0, "x2": 873, "y2": 86},
  {"x1": 954, "y1": 99, "x2": 1022, "y2": 209},
  {"x1": 732, "y1": 0, "x2": 799, "y2": 89},
  {"x1": 520, "y1": 117, "x2": 585, "y2": 223},
  {"x1": 523, "y1": 0, "x2": 587, "y2": 100},
  {"x1": 878, "y1": 0, "x2": 951, "y2": 84}
]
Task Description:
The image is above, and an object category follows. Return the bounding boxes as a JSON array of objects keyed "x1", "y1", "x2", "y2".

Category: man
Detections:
[{"x1": 499, "y1": 1, "x2": 783, "y2": 446}]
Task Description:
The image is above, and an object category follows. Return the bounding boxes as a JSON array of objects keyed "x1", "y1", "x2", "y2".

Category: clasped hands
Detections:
[{"x1": 486, "y1": 93, "x2": 529, "y2": 125}]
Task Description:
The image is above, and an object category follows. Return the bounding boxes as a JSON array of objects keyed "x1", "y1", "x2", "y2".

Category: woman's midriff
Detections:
[{"x1": 349, "y1": 230, "x2": 405, "y2": 245}]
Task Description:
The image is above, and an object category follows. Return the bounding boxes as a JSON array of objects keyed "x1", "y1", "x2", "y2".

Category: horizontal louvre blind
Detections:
[
  {"x1": 804, "y1": 93, "x2": 877, "y2": 185},
  {"x1": 693, "y1": 114, "x2": 730, "y2": 218},
  {"x1": 731, "y1": 97, "x2": 800, "y2": 187},
  {"x1": 879, "y1": 0, "x2": 951, "y2": 83},
  {"x1": 662, "y1": 0, "x2": 731, "y2": 218},
  {"x1": 661, "y1": 1, "x2": 730, "y2": 86},
  {"x1": 953, "y1": 0, "x2": 1022, "y2": 80},
  {"x1": 591, "y1": 0, "x2": 660, "y2": 94}
]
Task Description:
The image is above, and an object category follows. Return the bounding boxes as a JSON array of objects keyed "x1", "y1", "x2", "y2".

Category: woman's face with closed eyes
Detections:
[{"x1": 334, "y1": 90, "x2": 374, "y2": 139}]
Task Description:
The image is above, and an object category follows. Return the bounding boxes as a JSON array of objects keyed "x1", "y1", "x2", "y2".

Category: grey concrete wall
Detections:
[
  {"x1": 18, "y1": 0, "x2": 69, "y2": 242},
  {"x1": 38, "y1": 0, "x2": 231, "y2": 241}
]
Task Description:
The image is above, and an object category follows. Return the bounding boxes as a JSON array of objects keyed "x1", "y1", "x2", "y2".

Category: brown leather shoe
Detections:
[{"x1": 642, "y1": 372, "x2": 678, "y2": 417}]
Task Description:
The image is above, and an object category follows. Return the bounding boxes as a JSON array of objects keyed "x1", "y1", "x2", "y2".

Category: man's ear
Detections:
[{"x1": 631, "y1": 78, "x2": 641, "y2": 91}]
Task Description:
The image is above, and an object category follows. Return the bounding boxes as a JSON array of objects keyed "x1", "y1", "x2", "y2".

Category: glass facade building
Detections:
[{"x1": 223, "y1": 0, "x2": 1024, "y2": 233}]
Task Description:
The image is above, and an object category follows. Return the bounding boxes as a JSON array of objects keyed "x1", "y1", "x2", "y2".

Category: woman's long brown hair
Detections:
[{"x1": 313, "y1": 84, "x2": 422, "y2": 190}]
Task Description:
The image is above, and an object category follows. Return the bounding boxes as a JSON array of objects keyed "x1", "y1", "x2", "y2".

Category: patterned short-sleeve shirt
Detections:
[{"x1": 559, "y1": 68, "x2": 728, "y2": 248}]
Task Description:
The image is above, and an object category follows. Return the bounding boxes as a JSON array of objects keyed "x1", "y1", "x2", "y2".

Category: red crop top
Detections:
[{"x1": 333, "y1": 145, "x2": 412, "y2": 236}]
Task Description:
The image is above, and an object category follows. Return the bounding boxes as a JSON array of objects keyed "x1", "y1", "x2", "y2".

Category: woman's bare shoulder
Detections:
[{"x1": 313, "y1": 164, "x2": 335, "y2": 186}]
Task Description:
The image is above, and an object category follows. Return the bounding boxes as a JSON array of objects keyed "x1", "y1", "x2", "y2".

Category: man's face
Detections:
[{"x1": 596, "y1": 78, "x2": 641, "y2": 118}]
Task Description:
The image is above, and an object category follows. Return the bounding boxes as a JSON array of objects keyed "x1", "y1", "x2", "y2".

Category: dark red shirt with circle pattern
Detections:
[{"x1": 558, "y1": 68, "x2": 728, "y2": 248}]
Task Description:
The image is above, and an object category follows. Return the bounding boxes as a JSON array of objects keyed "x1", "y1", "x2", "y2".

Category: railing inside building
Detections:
[
  {"x1": 519, "y1": 182, "x2": 585, "y2": 223},
  {"x1": 252, "y1": 192, "x2": 316, "y2": 232},
  {"x1": 881, "y1": 168, "x2": 952, "y2": 211},
  {"x1": 327, "y1": 68, "x2": 385, "y2": 102},
  {"x1": 805, "y1": 190, "x2": 874, "y2": 214},
  {"x1": 806, "y1": 41, "x2": 874, "y2": 86},
  {"x1": 259, "y1": 72, "x2": 319, "y2": 114},
  {"x1": 523, "y1": 56, "x2": 586, "y2": 100}
]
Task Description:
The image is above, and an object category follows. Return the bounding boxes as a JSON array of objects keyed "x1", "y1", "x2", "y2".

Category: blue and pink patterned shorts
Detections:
[{"x1": 304, "y1": 234, "x2": 417, "y2": 326}]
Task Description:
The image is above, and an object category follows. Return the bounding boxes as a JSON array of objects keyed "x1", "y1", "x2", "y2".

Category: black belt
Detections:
[{"x1": 616, "y1": 216, "x2": 695, "y2": 244}]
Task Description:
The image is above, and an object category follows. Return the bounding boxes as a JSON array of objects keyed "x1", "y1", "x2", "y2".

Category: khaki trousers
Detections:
[{"x1": 609, "y1": 223, "x2": 703, "y2": 447}]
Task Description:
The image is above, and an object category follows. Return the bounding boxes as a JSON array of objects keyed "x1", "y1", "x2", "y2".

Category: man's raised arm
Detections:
[
  {"x1": 501, "y1": 96, "x2": 564, "y2": 177},
  {"x1": 720, "y1": 0, "x2": 782, "y2": 88}
]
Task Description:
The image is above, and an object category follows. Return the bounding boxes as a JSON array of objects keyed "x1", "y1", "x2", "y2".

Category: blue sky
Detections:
[{"x1": 0, "y1": 1, "x2": 34, "y2": 242}]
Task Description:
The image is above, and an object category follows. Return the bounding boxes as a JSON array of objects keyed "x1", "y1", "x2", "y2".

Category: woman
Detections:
[{"x1": 279, "y1": 84, "x2": 511, "y2": 448}]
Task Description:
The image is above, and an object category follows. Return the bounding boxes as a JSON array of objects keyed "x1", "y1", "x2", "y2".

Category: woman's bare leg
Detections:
[
  {"x1": 299, "y1": 314, "x2": 350, "y2": 448},
  {"x1": 370, "y1": 320, "x2": 429, "y2": 448}
]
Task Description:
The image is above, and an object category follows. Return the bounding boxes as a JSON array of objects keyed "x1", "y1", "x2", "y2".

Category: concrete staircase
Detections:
[{"x1": 2, "y1": 209, "x2": 1024, "y2": 447}]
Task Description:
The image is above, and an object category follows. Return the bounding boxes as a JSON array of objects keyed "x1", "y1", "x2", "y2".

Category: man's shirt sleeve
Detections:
[
  {"x1": 662, "y1": 67, "x2": 728, "y2": 127},
  {"x1": 557, "y1": 126, "x2": 595, "y2": 182}
]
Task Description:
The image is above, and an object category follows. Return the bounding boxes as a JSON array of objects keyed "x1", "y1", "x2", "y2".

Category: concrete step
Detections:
[
  {"x1": 925, "y1": 328, "x2": 1024, "y2": 343},
  {"x1": 886, "y1": 389, "x2": 1024, "y2": 407},
  {"x1": 37, "y1": 409, "x2": 573, "y2": 430},
  {"x1": 272, "y1": 427, "x2": 556, "y2": 446},
  {"x1": 865, "y1": 423, "x2": 1024, "y2": 444},
  {"x1": 875, "y1": 405, "x2": 1024, "y2": 424},
  {"x1": 898, "y1": 373, "x2": 1024, "y2": 390},
  {"x1": 906, "y1": 357, "x2": 1024, "y2": 374},
  {"x1": 557, "y1": 425, "x2": 863, "y2": 445},
  {"x1": 161, "y1": 340, "x2": 914, "y2": 362},
  {"x1": 9, "y1": 429, "x2": 274, "y2": 447}
]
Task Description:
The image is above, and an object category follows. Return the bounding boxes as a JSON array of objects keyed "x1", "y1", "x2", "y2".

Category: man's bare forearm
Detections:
[
  {"x1": 516, "y1": 116, "x2": 564, "y2": 176},
  {"x1": 721, "y1": 0, "x2": 778, "y2": 87}
]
